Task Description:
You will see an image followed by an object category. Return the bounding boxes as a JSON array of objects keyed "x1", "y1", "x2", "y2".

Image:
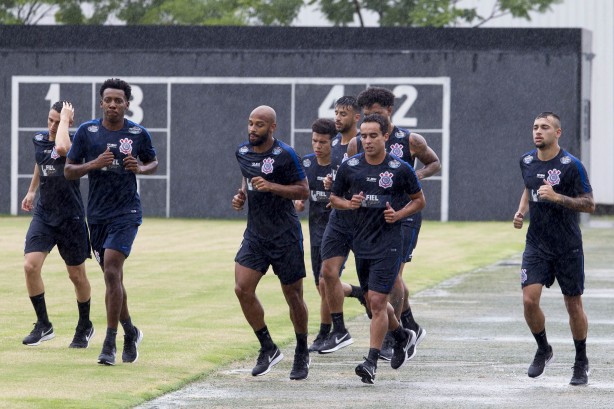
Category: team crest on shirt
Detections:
[
  {"x1": 87, "y1": 125, "x2": 99, "y2": 133},
  {"x1": 128, "y1": 126, "x2": 142, "y2": 134},
  {"x1": 239, "y1": 146, "x2": 249, "y2": 154},
  {"x1": 523, "y1": 155, "x2": 534, "y2": 164},
  {"x1": 520, "y1": 269, "x2": 527, "y2": 284},
  {"x1": 546, "y1": 169, "x2": 561, "y2": 186},
  {"x1": 388, "y1": 159, "x2": 401, "y2": 169},
  {"x1": 303, "y1": 158, "x2": 311, "y2": 168},
  {"x1": 261, "y1": 157, "x2": 274, "y2": 174},
  {"x1": 347, "y1": 158, "x2": 359, "y2": 166},
  {"x1": 379, "y1": 171, "x2": 394, "y2": 188},
  {"x1": 34, "y1": 133, "x2": 44, "y2": 141},
  {"x1": 50, "y1": 147, "x2": 60, "y2": 159},
  {"x1": 560, "y1": 156, "x2": 571, "y2": 164},
  {"x1": 389, "y1": 143, "x2": 404, "y2": 157},
  {"x1": 119, "y1": 138, "x2": 133, "y2": 155},
  {"x1": 395, "y1": 130, "x2": 405, "y2": 138},
  {"x1": 332, "y1": 139, "x2": 339, "y2": 146},
  {"x1": 272, "y1": 147, "x2": 282, "y2": 155}
]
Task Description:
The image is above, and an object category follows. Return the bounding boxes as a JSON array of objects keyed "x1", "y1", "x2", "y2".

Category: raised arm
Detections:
[
  {"x1": 54, "y1": 102, "x2": 74, "y2": 157},
  {"x1": 409, "y1": 132, "x2": 441, "y2": 180}
]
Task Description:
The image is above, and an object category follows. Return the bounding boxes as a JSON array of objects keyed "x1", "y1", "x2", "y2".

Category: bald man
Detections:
[{"x1": 232, "y1": 105, "x2": 311, "y2": 380}]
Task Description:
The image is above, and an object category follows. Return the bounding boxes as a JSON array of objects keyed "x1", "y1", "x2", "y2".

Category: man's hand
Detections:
[
  {"x1": 21, "y1": 192, "x2": 36, "y2": 212},
  {"x1": 323, "y1": 174, "x2": 333, "y2": 190},
  {"x1": 348, "y1": 191, "x2": 365, "y2": 210},
  {"x1": 123, "y1": 154, "x2": 140, "y2": 174},
  {"x1": 294, "y1": 200, "x2": 305, "y2": 212},
  {"x1": 251, "y1": 176, "x2": 272, "y2": 192},
  {"x1": 232, "y1": 189, "x2": 247, "y2": 211},
  {"x1": 513, "y1": 211, "x2": 524, "y2": 229},
  {"x1": 537, "y1": 179, "x2": 558, "y2": 203},
  {"x1": 93, "y1": 147, "x2": 115, "y2": 169},
  {"x1": 384, "y1": 202, "x2": 398, "y2": 224},
  {"x1": 60, "y1": 101, "x2": 74, "y2": 123}
]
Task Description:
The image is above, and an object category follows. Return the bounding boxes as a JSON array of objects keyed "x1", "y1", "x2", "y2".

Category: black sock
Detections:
[
  {"x1": 532, "y1": 329, "x2": 549, "y2": 351},
  {"x1": 105, "y1": 327, "x2": 118, "y2": 346},
  {"x1": 295, "y1": 332, "x2": 308, "y2": 354},
  {"x1": 401, "y1": 307, "x2": 419, "y2": 331},
  {"x1": 349, "y1": 285, "x2": 363, "y2": 299},
  {"x1": 255, "y1": 326, "x2": 275, "y2": 350},
  {"x1": 30, "y1": 293, "x2": 50, "y2": 325},
  {"x1": 331, "y1": 312, "x2": 346, "y2": 333},
  {"x1": 120, "y1": 317, "x2": 135, "y2": 336},
  {"x1": 368, "y1": 348, "x2": 380, "y2": 365},
  {"x1": 391, "y1": 325, "x2": 408, "y2": 342},
  {"x1": 574, "y1": 338, "x2": 587, "y2": 363},
  {"x1": 319, "y1": 323, "x2": 332, "y2": 336},
  {"x1": 77, "y1": 299, "x2": 91, "y2": 324}
]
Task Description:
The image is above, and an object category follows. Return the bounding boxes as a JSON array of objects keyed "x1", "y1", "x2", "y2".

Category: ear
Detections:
[{"x1": 383, "y1": 132, "x2": 390, "y2": 142}]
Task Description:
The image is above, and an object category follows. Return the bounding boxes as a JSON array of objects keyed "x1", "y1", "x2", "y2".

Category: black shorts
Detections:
[
  {"x1": 89, "y1": 218, "x2": 140, "y2": 267},
  {"x1": 235, "y1": 237, "x2": 306, "y2": 286},
  {"x1": 310, "y1": 245, "x2": 347, "y2": 286},
  {"x1": 355, "y1": 255, "x2": 402, "y2": 295},
  {"x1": 320, "y1": 221, "x2": 352, "y2": 261},
  {"x1": 401, "y1": 223, "x2": 420, "y2": 263},
  {"x1": 521, "y1": 243, "x2": 585, "y2": 296},
  {"x1": 24, "y1": 218, "x2": 91, "y2": 266}
]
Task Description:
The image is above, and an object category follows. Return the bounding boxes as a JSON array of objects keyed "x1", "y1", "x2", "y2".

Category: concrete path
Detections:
[{"x1": 139, "y1": 224, "x2": 614, "y2": 408}]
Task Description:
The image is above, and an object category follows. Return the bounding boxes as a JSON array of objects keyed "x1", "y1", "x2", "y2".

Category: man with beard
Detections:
[
  {"x1": 65, "y1": 78, "x2": 158, "y2": 366},
  {"x1": 513, "y1": 112, "x2": 594, "y2": 386},
  {"x1": 232, "y1": 105, "x2": 311, "y2": 380}
]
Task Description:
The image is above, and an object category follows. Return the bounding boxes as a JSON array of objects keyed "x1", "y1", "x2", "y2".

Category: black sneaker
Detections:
[
  {"x1": 289, "y1": 351, "x2": 310, "y2": 380},
  {"x1": 355, "y1": 357, "x2": 377, "y2": 384},
  {"x1": 569, "y1": 361, "x2": 589, "y2": 386},
  {"x1": 252, "y1": 346, "x2": 284, "y2": 376},
  {"x1": 69, "y1": 322, "x2": 95, "y2": 348},
  {"x1": 23, "y1": 321, "x2": 55, "y2": 346},
  {"x1": 391, "y1": 329, "x2": 416, "y2": 369},
  {"x1": 97, "y1": 341, "x2": 117, "y2": 366},
  {"x1": 308, "y1": 333, "x2": 328, "y2": 353},
  {"x1": 527, "y1": 345, "x2": 554, "y2": 378},
  {"x1": 318, "y1": 329, "x2": 354, "y2": 354},
  {"x1": 405, "y1": 326, "x2": 426, "y2": 360},
  {"x1": 378, "y1": 332, "x2": 394, "y2": 361},
  {"x1": 122, "y1": 327, "x2": 143, "y2": 363}
]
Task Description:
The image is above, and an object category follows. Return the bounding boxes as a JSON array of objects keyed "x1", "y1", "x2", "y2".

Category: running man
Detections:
[
  {"x1": 294, "y1": 117, "x2": 365, "y2": 353},
  {"x1": 514, "y1": 111, "x2": 594, "y2": 385},
  {"x1": 22, "y1": 101, "x2": 94, "y2": 348},
  {"x1": 65, "y1": 78, "x2": 158, "y2": 365},
  {"x1": 331, "y1": 113, "x2": 425, "y2": 384},
  {"x1": 351, "y1": 86, "x2": 441, "y2": 360},
  {"x1": 232, "y1": 105, "x2": 311, "y2": 380}
]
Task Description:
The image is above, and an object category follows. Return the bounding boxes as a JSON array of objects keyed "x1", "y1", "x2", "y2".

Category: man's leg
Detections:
[
  {"x1": 23, "y1": 252, "x2": 55, "y2": 346},
  {"x1": 523, "y1": 283, "x2": 553, "y2": 378},
  {"x1": 319, "y1": 256, "x2": 354, "y2": 353},
  {"x1": 66, "y1": 263, "x2": 94, "y2": 348},
  {"x1": 565, "y1": 294, "x2": 589, "y2": 385}
]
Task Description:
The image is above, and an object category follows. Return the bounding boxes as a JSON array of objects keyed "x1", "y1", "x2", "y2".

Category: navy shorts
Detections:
[
  {"x1": 355, "y1": 255, "x2": 402, "y2": 295},
  {"x1": 89, "y1": 218, "x2": 140, "y2": 267},
  {"x1": 320, "y1": 220, "x2": 352, "y2": 262},
  {"x1": 235, "y1": 237, "x2": 306, "y2": 286},
  {"x1": 401, "y1": 223, "x2": 420, "y2": 263},
  {"x1": 521, "y1": 243, "x2": 585, "y2": 296},
  {"x1": 24, "y1": 217, "x2": 91, "y2": 266},
  {"x1": 310, "y1": 245, "x2": 347, "y2": 286}
]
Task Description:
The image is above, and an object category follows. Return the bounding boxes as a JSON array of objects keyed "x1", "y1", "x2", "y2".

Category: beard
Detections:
[{"x1": 249, "y1": 133, "x2": 267, "y2": 146}]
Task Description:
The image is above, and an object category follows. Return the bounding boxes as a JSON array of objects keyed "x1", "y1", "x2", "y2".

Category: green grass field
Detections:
[{"x1": 0, "y1": 217, "x2": 525, "y2": 408}]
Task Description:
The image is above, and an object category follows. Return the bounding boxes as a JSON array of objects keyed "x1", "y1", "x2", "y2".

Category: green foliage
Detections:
[{"x1": 0, "y1": 0, "x2": 561, "y2": 26}]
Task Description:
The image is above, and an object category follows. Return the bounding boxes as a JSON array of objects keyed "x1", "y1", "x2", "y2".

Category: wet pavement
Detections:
[{"x1": 139, "y1": 224, "x2": 614, "y2": 408}]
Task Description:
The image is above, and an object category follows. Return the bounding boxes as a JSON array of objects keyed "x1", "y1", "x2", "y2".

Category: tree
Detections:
[
  {"x1": 310, "y1": 0, "x2": 562, "y2": 28},
  {"x1": 0, "y1": 0, "x2": 559, "y2": 26}
]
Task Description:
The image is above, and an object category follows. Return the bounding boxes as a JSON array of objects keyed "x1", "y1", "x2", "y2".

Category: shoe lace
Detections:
[{"x1": 256, "y1": 348, "x2": 272, "y2": 365}]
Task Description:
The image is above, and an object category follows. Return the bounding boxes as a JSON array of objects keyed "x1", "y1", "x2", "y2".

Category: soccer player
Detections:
[
  {"x1": 350, "y1": 86, "x2": 441, "y2": 360},
  {"x1": 294, "y1": 118, "x2": 365, "y2": 353},
  {"x1": 317, "y1": 96, "x2": 365, "y2": 354},
  {"x1": 331, "y1": 113, "x2": 425, "y2": 384},
  {"x1": 232, "y1": 105, "x2": 311, "y2": 380},
  {"x1": 513, "y1": 112, "x2": 595, "y2": 385},
  {"x1": 65, "y1": 78, "x2": 158, "y2": 366},
  {"x1": 21, "y1": 101, "x2": 94, "y2": 348}
]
